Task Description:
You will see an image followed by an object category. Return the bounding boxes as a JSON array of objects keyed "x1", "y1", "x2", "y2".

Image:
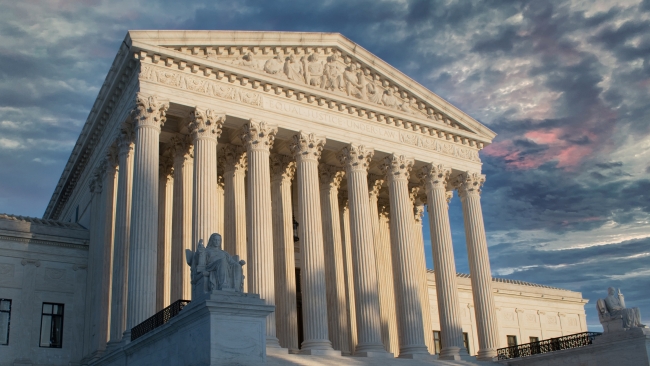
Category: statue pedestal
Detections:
[{"x1": 92, "y1": 291, "x2": 274, "y2": 366}]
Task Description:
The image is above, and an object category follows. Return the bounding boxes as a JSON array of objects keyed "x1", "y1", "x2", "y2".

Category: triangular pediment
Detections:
[{"x1": 128, "y1": 30, "x2": 496, "y2": 142}]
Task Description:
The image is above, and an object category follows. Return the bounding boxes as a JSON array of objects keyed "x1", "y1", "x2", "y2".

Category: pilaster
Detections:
[
  {"x1": 156, "y1": 155, "x2": 173, "y2": 311},
  {"x1": 376, "y1": 201, "x2": 400, "y2": 355},
  {"x1": 339, "y1": 193, "x2": 358, "y2": 354}
]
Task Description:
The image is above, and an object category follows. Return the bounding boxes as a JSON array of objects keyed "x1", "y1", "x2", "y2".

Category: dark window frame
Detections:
[
  {"x1": 0, "y1": 299, "x2": 10, "y2": 345},
  {"x1": 39, "y1": 302, "x2": 64, "y2": 348},
  {"x1": 507, "y1": 335, "x2": 518, "y2": 347},
  {"x1": 462, "y1": 332, "x2": 470, "y2": 354},
  {"x1": 433, "y1": 330, "x2": 441, "y2": 355}
]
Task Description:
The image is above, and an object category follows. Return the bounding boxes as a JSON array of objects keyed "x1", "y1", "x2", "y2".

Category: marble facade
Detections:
[{"x1": 0, "y1": 31, "x2": 590, "y2": 365}]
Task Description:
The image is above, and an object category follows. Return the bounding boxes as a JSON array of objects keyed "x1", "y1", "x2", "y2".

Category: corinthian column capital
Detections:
[
  {"x1": 318, "y1": 163, "x2": 345, "y2": 190},
  {"x1": 105, "y1": 145, "x2": 119, "y2": 174},
  {"x1": 368, "y1": 174, "x2": 384, "y2": 198},
  {"x1": 337, "y1": 144, "x2": 374, "y2": 172},
  {"x1": 420, "y1": 163, "x2": 451, "y2": 190},
  {"x1": 219, "y1": 144, "x2": 247, "y2": 172},
  {"x1": 455, "y1": 171, "x2": 485, "y2": 198},
  {"x1": 270, "y1": 154, "x2": 295, "y2": 182},
  {"x1": 188, "y1": 107, "x2": 224, "y2": 142},
  {"x1": 131, "y1": 94, "x2": 169, "y2": 130},
  {"x1": 159, "y1": 155, "x2": 174, "y2": 179},
  {"x1": 169, "y1": 135, "x2": 194, "y2": 162},
  {"x1": 116, "y1": 123, "x2": 135, "y2": 155},
  {"x1": 289, "y1": 132, "x2": 326, "y2": 162},
  {"x1": 242, "y1": 119, "x2": 277, "y2": 151},
  {"x1": 381, "y1": 154, "x2": 413, "y2": 183}
]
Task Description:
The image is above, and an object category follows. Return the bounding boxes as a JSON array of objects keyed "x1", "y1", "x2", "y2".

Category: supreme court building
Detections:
[{"x1": 0, "y1": 31, "x2": 589, "y2": 365}]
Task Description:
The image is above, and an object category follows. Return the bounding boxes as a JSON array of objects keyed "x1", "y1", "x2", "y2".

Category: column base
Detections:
[
  {"x1": 476, "y1": 347, "x2": 497, "y2": 361},
  {"x1": 121, "y1": 330, "x2": 131, "y2": 345},
  {"x1": 266, "y1": 336, "x2": 282, "y2": 348},
  {"x1": 354, "y1": 351, "x2": 395, "y2": 358},
  {"x1": 266, "y1": 345, "x2": 289, "y2": 355},
  {"x1": 298, "y1": 348, "x2": 342, "y2": 356},
  {"x1": 300, "y1": 338, "x2": 336, "y2": 355}
]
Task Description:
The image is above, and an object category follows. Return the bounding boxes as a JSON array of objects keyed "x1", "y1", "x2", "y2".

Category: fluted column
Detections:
[
  {"x1": 127, "y1": 94, "x2": 169, "y2": 330},
  {"x1": 376, "y1": 201, "x2": 399, "y2": 355},
  {"x1": 289, "y1": 132, "x2": 337, "y2": 355},
  {"x1": 170, "y1": 135, "x2": 193, "y2": 302},
  {"x1": 98, "y1": 149, "x2": 118, "y2": 348},
  {"x1": 108, "y1": 124, "x2": 134, "y2": 346},
  {"x1": 318, "y1": 164, "x2": 349, "y2": 353},
  {"x1": 220, "y1": 144, "x2": 248, "y2": 290},
  {"x1": 156, "y1": 156, "x2": 173, "y2": 311},
  {"x1": 189, "y1": 108, "x2": 224, "y2": 246},
  {"x1": 382, "y1": 154, "x2": 429, "y2": 358},
  {"x1": 368, "y1": 176, "x2": 398, "y2": 355},
  {"x1": 84, "y1": 168, "x2": 103, "y2": 357},
  {"x1": 339, "y1": 193, "x2": 358, "y2": 354},
  {"x1": 241, "y1": 120, "x2": 280, "y2": 348},
  {"x1": 216, "y1": 175, "x2": 224, "y2": 235},
  {"x1": 420, "y1": 164, "x2": 465, "y2": 360},
  {"x1": 271, "y1": 155, "x2": 298, "y2": 351},
  {"x1": 455, "y1": 172, "x2": 499, "y2": 361},
  {"x1": 410, "y1": 188, "x2": 435, "y2": 354},
  {"x1": 338, "y1": 144, "x2": 390, "y2": 357}
]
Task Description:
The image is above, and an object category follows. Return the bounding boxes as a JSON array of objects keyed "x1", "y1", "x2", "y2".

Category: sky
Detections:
[{"x1": 1, "y1": 0, "x2": 649, "y2": 332}]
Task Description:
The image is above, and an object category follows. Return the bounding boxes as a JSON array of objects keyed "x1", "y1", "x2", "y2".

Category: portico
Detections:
[{"x1": 45, "y1": 31, "x2": 500, "y2": 362}]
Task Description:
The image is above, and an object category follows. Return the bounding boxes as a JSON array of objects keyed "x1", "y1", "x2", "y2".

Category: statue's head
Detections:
[
  {"x1": 207, "y1": 233, "x2": 222, "y2": 249},
  {"x1": 608, "y1": 287, "x2": 616, "y2": 295}
]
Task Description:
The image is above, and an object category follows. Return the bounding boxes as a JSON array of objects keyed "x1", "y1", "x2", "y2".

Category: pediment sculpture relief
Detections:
[
  {"x1": 212, "y1": 49, "x2": 431, "y2": 119},
  {"x1": 186, "y1": 233, "x2": 246, "y2": 300}
]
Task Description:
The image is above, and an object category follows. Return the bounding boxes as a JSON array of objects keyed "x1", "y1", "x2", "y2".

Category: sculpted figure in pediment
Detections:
[
  {"x1": 343, "y1": 64, "x2": 367, "y2": 99},
  {"x1": 284, "y1": 54, "x2": 305, "y2": 83},
  {"x1": 233, "y1": 52, "x2": 260, "y2": 69},
  {"x1": 264, "y1": 54, "x2": 284, "y2": 75},
  {"x1": 365, "y1": 78, "x2": 383, "y2": 104},
  {"x1": 323, "y1": 54, "x2": 343, "y2": 92},
  {"x1": 382, "y1": 88, "x2": 400, "y2": 108},
  {"x1": 306, "y1": 53, "x2": 324, "y2": 87}
]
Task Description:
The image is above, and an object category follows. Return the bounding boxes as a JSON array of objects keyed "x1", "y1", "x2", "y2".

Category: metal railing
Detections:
[
  {"x1": 131, "y1": 299, "x2": 191, "y2": 341},
  {"x1": 497, "y1": 332, "x2": 602, "y2": 360}
]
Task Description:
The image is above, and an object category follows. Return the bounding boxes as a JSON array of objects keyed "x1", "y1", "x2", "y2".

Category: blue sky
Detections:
[{"x1": 1, "y1": 0, "x2": 649, "y2": 331}]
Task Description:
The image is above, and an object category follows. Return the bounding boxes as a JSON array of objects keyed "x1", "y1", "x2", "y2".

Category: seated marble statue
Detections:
[
  {"x1": 186, "y1": 233, "x2": 246, "y2": 298},
  {"x1": 599, "y1": 287, "x2": 646, "y2": 329}
]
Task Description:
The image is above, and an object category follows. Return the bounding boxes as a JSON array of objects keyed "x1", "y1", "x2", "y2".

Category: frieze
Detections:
[
  {"x1": 399, "y1": 132, "x2": 481, "y2": 162},
  {"x1": 140, "y1": 64, "x2": 264, "y2": 107}
]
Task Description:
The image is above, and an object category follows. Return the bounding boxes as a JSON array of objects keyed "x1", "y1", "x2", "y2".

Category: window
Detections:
[
  {"x1": 39, "y1": 303, "x2": 64, "y2": 348},
  {"x1": 433, "y1": 331, "x2": 441, "y2": 355},
  {"x1": 507, "y1": 335, "x2": 518, "y2": 347},
  {"x1": 529, "y1": 336, "x2": 539, "y2": 343},
  {"x1": 462, "y1": 332, "x2": 470, "y2": 354},
  {"x1": 529, "y1": 336, "x2": 541, "y2": 355},
  {"x1": 0, "y1": 299, "x2": 10, "y2": 345}
]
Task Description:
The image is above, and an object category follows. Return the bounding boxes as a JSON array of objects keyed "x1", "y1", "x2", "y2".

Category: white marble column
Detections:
[
  {"x1": 339, "y1": 193, "x2": 358, "y2": 355},
  {"x1": 189, "y1": 108, "x2": 224, "y2": 246},
  {"x1": 382, "y1": 154, "x2": 429, "y2": 358},
  {"x1": 241, "y1": 120, "x2": 280, "y2": 348},
  {"x1": 98, "y1": 150, "x2": 118, "y2": 348},
  {"x1": 455, "y1": 172, "x2": 499, "y2": 360},
  {"x1": 318, "y1": 164, "x2": 350, "y2": 353},
  {"x1": 156, "y1": 156, "x2": 173, "y2": 311},
  {"x1": 289, "y1": 132, "x2": 337, "y2": 355},
  {"x1": 376, "y1": 201, "x2": 399, "y2": 355},
  {"x1": 108, "y1": 124, "x2": 134, "y2": 346},
  {"x1": 127, "y1": 94, "x2": 169, "y2": 330},
  {"x1": 420, "y1": 164, "x2": 466, "y2": 359},
  {"x1": 170, "y1": 135, "x2": 193, "y2": 302},
  {"x1": 220, "y1": 144, "x2": 248, "y2": 290},
  {"x1": 338, "y1": 144, "x2": 390, "y2": 357},
  {"x1": 216, "y1": 174, "x2": 224, "y2": 235},
  {"x1": 271, "y1": 154, "x2": 298, "y2": 351},
  {"x1": 84, "y1": 168, "x2": 103, "y2": 357},
  {"x1": 410, "y1": 188, "x2": 435, "y2": 354}
]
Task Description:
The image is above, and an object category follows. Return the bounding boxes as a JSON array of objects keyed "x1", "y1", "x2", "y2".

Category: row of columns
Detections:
[{"x1": 87, "y1": 92, "x2": 499, "y2": 361}]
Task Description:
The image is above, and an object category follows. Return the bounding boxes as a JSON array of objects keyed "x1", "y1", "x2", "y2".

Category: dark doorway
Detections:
[{"x1": 295, "y1": 268, "x2": 304, "y2": 348}]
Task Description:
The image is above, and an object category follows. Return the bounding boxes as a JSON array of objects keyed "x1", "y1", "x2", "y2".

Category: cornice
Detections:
[{"x1": 0, "y1": 234, "x2": 88, "y2": 251}]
